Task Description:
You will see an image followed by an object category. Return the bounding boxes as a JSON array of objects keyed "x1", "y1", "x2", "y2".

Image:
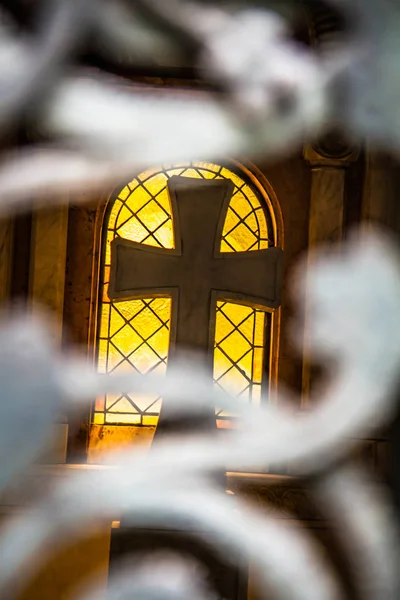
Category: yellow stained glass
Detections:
[
  {"x1": 94, "y1": 413, "x2": 104, "y2": 425},
  {"x1": 181, "y1": 168, "x2": 203, "y2": 179},
  {"x1": 214, "y1": 301, "x2": 266, "y2": 423},
  {"x1": 116, "y1": 205, "x2": 134, "y2": 229},
  {"x1": 96, "y1": 297, "x2": 171, "y2": 425},
  {"x1": 94, "y1": 161, "x2": 272, "y2": 428},
  {"x1": 118, "y1": 185, "x2": 130, "y2": 201}
]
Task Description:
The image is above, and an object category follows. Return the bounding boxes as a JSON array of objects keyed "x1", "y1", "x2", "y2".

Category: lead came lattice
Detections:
[{"x1": 95, "y1": 161, "x2": 274, "y2": 426}]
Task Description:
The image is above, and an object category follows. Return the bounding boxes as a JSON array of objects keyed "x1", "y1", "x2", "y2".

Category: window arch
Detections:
[{"x1": 92, "y1": 161, "x2": 278, "y2": 451}]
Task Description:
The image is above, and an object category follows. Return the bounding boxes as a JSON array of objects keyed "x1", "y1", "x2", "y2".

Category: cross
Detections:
[{"x1": 108, "y1": 176, "x2": 283, "y2": 434}]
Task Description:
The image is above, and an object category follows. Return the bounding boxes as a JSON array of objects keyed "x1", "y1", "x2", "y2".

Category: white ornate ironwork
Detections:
[
  {"x1": 0, "y1": 2, "x2": 399, "y2": 599},
  {"x1": 0, "y1": 229, "x2": 399, "y2": 599},
  {"x1": 0, "y1": 0, "x2": 396, "y2": 210}
]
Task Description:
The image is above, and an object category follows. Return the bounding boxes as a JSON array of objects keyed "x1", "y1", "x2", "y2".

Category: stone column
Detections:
[
  {"x1": 302, "y1": 135, "x2": 359, "y2": 406},
  {"x1": 30, "y1": 206, "x2": 69, "y2": 339},
  {"x1": 361, "y1": 146, "x2": 400, "y2": 231},
  {"x1": 29, "y1": 204, "x2": 69, "y2": 462}
]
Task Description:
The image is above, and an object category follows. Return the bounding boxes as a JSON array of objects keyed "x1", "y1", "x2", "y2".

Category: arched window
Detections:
[{"x1": 91, "y1": 161, "x2": 279, "y2": 457}]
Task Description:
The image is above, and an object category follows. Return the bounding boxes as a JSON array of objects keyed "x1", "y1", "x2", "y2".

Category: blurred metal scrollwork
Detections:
[
  {"x1": 0, "y1": 0, "x2": 396, "y2": 208},
  {"x1": 0, "y1": 2, "x2": 399, "y2": 600},
  {"x1": 0, "y1": 230, "x2": 399, "y2": 599}
]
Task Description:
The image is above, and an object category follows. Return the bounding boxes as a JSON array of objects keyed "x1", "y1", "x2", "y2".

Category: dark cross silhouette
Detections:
[{"x1": 108, "y1": 176, "x2": 283, "y2": 436}]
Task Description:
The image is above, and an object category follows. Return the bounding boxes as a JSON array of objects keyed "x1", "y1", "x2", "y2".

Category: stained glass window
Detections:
[
  {"x1": 94, "y1": 161, "x2": 273, "y2": 430},
  {"x1": 214, "y1": 301, "x2": 269, "y2": 426}
]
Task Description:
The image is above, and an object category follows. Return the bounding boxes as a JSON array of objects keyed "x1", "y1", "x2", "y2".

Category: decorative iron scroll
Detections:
[
  {"x1": 0, "y1": 0, "x2": 396, "y2": 210},
  {"x1": 0, "y1": 2, "x2": 399, "y2": 600},
  {"x1": 0, "y1": 229, "x2": 399, "y2": 599}
]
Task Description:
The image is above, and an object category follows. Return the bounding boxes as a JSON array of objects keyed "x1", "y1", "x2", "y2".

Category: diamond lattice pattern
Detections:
[{"x1": 95, "y1": 161, "x2": 271, "y2": 426}]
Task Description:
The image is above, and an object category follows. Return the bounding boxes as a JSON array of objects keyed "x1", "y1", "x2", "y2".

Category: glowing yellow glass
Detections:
[
  {"x1": 94, "y1": 161, "x2": 270, "y2": 427},
  {"x1": 214, "y1": 302, "x2": 265, "y2": 424},
  {"x1": 96, "y1": 296, "x2": 171, "y2": 426}
]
